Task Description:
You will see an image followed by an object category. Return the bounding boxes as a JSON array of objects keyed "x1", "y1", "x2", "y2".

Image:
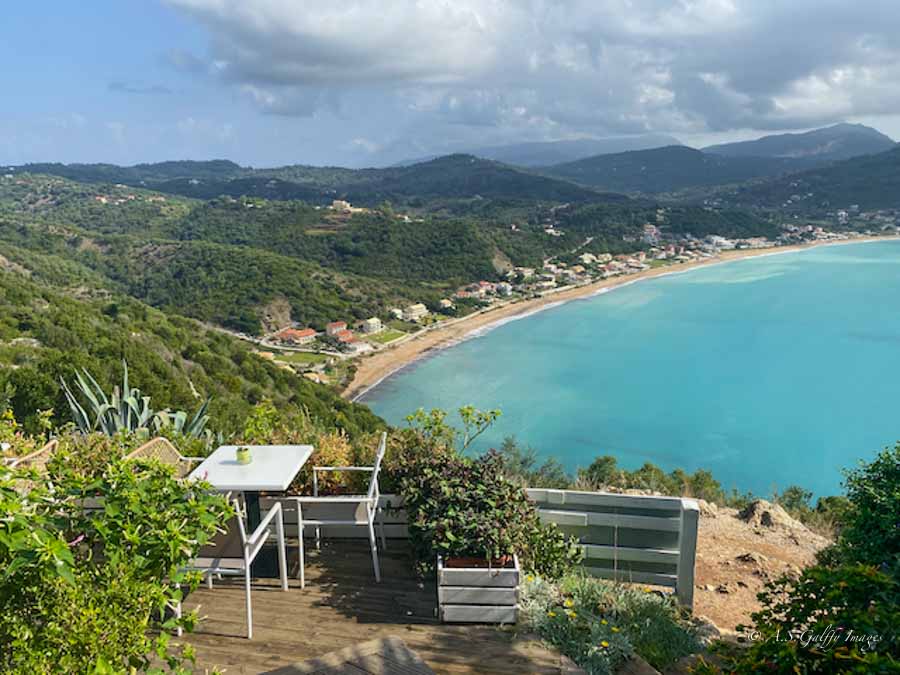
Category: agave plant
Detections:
[{"x1": 60, "y1": 360, "x2": 211, "y2": 438}]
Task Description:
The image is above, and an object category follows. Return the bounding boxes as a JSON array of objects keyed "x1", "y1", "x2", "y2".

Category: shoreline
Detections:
[{"x1": 344, "y1": 234, "x2": 899, "y2": 401}]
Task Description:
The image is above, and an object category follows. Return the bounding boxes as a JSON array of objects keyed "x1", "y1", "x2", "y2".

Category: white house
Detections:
[{"x1": 403, "y1": 303, "x2": 429, "y2": 322}]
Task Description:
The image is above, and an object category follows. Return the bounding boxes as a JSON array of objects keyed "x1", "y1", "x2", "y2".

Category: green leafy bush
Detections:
[
  {"x1": 730, "y1": 565, "x2": 899, "y2": 673},
  {"x1": 390, "y1": 407, "x2": 581, "y2": 578},
  {"x1": 0, "y1": 453, "x2": 232, "y2": 673},
  {"x1": 827, "y1": 443, "x2": 900, "y2": 569},
  {"x1": 710, "y1": 443, "x2": 900, "y2": 673}
]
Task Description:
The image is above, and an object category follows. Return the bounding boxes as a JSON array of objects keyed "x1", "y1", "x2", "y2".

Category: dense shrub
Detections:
[
  {"x1": 520, "y1": 573, "x2": 699, "y2": 674},
  {"x1": 730, "y1": 565, "x2": 899, "y2": 673},
  {"x1": 390, "y1": 408, "x2": 581, "y2": 578},
  {"x1": 705, "y1": 443, "x2": 900, "y2": 673},
  {"x1": 0, "y1": 408, "x2": 52, "y2": 460},
  {"x1": 46, "y1": 432, "x2": 135, "y2": 479},
  {"x1": 575, "y1": 455, "x2": 732, "y2": 505},
  {"x1": 238, "y1": 401, "x2": 373, "y2": 494},
  {"x1": 495, "y1": 435, "x2": 570, "y2": 488},
  {"x1": 0, "y1": 456, "x2": 232, "y2": 673},
  {"x1": 827, "y1": 443, "x2": 900, "y2": 569}
]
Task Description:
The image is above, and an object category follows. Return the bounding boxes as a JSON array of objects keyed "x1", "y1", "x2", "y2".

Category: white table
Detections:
[
  {"x1": 190, "y1": 445, "x2": 313, "y2": 576},
  {"x1": 189, "y1": 445, "x2": 314, "y2": 493}
]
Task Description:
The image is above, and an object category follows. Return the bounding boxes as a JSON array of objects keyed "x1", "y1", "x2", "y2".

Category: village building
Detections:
[
  {"x1": 335, "y1": 329, "x2": 356, "y2": 343},
  {"x1": 495, "y1": 282, "x2": 513, "y2": 296},
  {"x1": 578, "y1": 253, "x2": 597, "y2": 265},
  {"x1": 439, "y1": 298, "x2": 454, "y2": 309},
  {"x1": 330, "y1": 199, "x2": 352, "y2": 212},
  {"x1": 273, "y1": 327, "x2": 317, "y2": 345},
  {"x1": 388, "y1": 307, "x2": 403, "y2": 320},
  {"x1": 403, "y1": 303, "x2": 429, "y2": 322},
  {"x1": 361, "y1": 317, "x2": 383, "y2": 334},
  {"x1": 326, "y1": 321, "x2": 347, "y2": 337}
]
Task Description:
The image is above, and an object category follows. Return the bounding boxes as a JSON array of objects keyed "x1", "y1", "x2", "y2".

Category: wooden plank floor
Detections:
[{"x1": 180, "y1": 540, "x2": 569, "y2": 675}]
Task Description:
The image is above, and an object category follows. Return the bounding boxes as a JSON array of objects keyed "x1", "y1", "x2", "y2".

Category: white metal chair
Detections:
[
  {"x1": 290, "y1": 432, "x2": 387, "y2": 587},
  {"x1": 180, "y1": 497, "x2": 289, "y2": 639}
]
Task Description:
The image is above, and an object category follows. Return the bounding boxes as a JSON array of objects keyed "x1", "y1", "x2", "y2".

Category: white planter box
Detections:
[{"x1": 437, "y1": 555, "x2": 519, "y2": 624}]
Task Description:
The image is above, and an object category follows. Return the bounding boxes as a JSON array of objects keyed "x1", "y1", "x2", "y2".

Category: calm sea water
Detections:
[{"x1": 361, "y1": 241, "x2": 900, "y2": 497}]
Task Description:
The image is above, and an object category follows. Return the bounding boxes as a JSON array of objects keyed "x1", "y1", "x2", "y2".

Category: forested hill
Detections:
[
  {"x1": 542, "y1": 145, "x2": 818, "y2": 194},
  {"x1": 1, "y1": 171, "x2": 775, "y2": 340},
  {"x1": 15, "y1": 155, "x2": 604, "y2": 205},
  {"x1": 0, "y1": 257, "x2": 382, "y2": 436},
  {"x1": 722, "y1": 145, "x2": 900, "y2": 210}
]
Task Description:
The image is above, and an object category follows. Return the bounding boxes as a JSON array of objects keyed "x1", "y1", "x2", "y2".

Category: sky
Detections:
[{"x1": 3, "y1": 0, "x2": 900, "y2": 168}]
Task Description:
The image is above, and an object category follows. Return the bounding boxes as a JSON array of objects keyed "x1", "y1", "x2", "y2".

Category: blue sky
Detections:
[{"x1": 3, "y1": 1, "x2": 900, "y2": 168}]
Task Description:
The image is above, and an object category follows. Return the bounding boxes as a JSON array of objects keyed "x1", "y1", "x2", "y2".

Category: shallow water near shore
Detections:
[{"x1": 361, "y1": 240, "x2": 900, "y2": 497}]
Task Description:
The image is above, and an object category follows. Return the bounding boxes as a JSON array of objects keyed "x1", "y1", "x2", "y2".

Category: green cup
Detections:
[{"x1": 236, "y1": 446, "x2": 252, "y2": 465}]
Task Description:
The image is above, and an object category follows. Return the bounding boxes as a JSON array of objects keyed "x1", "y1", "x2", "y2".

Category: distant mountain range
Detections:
[
  {"x1": 703, "y1": 123, "x2": 895, "y2": 162},
  {"x1": 12, "y1": 123, "x2": 897, "y2": 207},
  {"x1": 392, "y1": 134, "x2": 682, "y2": 168},
  {"x1": 541, "y1": 123, "x2": 896, "y2": 195},
  {"x1": 17, "y1": 155, "x2": 607, "y2": 204}
]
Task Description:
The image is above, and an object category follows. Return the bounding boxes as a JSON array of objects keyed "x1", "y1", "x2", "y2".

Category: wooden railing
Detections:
[{"x1": 525, "y1": 489, "x2": 699, "y2": 607}]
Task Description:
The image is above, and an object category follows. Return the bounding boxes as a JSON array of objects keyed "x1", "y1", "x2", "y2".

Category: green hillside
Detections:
[
  {"x1": 0, "y1": 260, "x2": 381, "y2": 436},
  {"x1": 0, "y1": 170, "x2": 782, "y2": 341},
  {"x1": 728, "y1": 146, "x2": 900, "y2": 210},
  {"x1": 543, "y1": 146, "x2": 815, "y2": 195}
]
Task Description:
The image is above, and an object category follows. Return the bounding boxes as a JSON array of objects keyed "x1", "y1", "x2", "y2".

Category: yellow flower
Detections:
[
  {"x1": 600, "y1": 640, "x2": 609, "y2": 648},
  {"x1": 547, "y1": 610, "x2": 556, "y2": 618},
  {"x1": 644, "y1": 587, "x2": 653, "y2": 593},
  {"x1": 566, "y1": 610, "x2": 577, "y2": 618},
  {"x1": 611, "y1": 627, "x2": 620, "y2": 633},
  {"x1": 600, "y1": 619, "x2": 608, "y2": 625},
  {"x1": 563, "y1": 598, "x2": 574, "y2": 608},
  {"x1": 526, "y1": 574, "x2": 534, "y2": 583}
]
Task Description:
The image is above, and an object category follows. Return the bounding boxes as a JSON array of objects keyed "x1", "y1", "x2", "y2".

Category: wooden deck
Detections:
[{"x1": 180, "y1": 540, "x2": 570, "y2": 674}]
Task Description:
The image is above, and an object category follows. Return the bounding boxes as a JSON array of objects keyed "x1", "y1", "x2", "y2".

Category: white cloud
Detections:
[{"x1": 165, "y1": 0, "x2": 900, "y2": 143}]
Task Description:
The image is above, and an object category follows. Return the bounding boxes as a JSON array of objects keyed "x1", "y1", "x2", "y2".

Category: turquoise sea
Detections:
[{"x1": 360, "y1": 241, "x2": 900, "y2": 497}]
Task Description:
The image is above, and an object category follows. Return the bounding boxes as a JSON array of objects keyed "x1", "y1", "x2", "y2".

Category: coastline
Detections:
[{"x1": 344, "y1": 234, "x2": 898, "y2": 401}]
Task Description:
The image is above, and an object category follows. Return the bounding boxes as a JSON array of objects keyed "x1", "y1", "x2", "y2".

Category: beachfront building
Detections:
[
  {"x1": 403, "y1": 303, "x2": 429, "y2": 322},
  {"x1": 362, "y1": 317, "x2": 383, "y2": 334},
  {"x1": 335, "y1": 329, "x2": 356, "y2": 343},
  {"x1": 495, "y1": 282, "x2": 513, "y2": 296},
  {"x1": 326, "y1": 321, "x2": 347, "y2": 337},
  {"x1": 273, "y1": 327, "x2": 317, "y2": 345}
]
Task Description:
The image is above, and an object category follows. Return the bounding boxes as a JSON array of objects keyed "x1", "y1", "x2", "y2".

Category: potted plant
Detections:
[
  {"x1": 392, "y1": 407, "x2": 581, "y2": 623},
  {"x1": 235, "y1": 446, "x2": 252, "y2": 465},
  {"x1": 395, "y1": 446, "x2": 527, "y2": 623}
]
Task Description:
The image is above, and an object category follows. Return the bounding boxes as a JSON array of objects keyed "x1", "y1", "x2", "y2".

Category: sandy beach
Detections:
[{"x1": 344, "y1": 235, "x2": 898, "y2": 401}]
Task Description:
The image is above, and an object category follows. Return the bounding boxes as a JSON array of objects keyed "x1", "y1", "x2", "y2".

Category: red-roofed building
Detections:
[
  {"x1": 273, "y1": 327, "x2": 316, "y2": 345},
  {"x1": 326, "y1": 321, "x2": 347, "y2": 337},
  {"x1": 335, "y1": 329, "x2": 356, "y2": 343}
]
